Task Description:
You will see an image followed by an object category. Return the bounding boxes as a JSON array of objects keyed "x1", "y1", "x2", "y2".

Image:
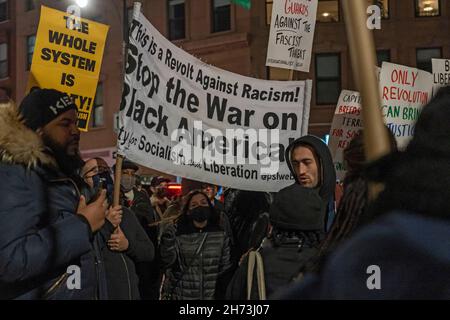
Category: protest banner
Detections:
[
  {"x1": 118, "y1": 4, "x2": 312, "y2": 192},
  {"x1": 266, "y1": 0, "x2": 318, "y2": 72},
  {"x1": 432, "y1": 58, "x2": 450, "y2": 96},
  {"x1": 380, "y1": 62, "x2": 433, "y2": 149},
  {"x1": 27, "y1": 5, "x2": 109, "y2": 131},
  {"x1": 328, "y1": 90, "x2": 363, "y2": 181}
]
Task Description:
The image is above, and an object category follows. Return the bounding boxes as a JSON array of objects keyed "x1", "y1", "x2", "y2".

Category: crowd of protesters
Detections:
[{"x1": 1, "y1": 86, "x2": 450, "y2": 300}]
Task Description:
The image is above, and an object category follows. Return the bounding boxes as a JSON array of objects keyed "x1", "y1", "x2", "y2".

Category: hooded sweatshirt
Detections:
[
  {"x1": 226, "y1": 136, "x2": 336, "y2": 299},
  {"x1": 285, "y1": 135, "x2": 336, "y2": 229}
]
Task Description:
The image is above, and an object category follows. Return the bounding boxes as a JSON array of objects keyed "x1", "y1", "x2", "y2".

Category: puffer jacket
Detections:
[
  {"x1": 160, "y1": 225, "x2": 232, "y2": 300},
  {"x1": 0, "y1": 103, "x2": 112, "y2": 299}
]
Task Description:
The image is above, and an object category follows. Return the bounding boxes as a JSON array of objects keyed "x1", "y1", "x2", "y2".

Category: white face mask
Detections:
[{"x1": 121, "y1": 175, "x2": 136, "y2": 192}]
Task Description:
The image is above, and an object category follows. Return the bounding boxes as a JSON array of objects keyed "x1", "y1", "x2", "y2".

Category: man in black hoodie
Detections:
[
  {"x1": 284, "y1": 135, "x2": 337, "y2": 229},
  {"x1": 226, "y1": 136, "x2": 336, "y2": 299}
]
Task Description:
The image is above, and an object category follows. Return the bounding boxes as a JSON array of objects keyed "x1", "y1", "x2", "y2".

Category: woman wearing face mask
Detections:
[{"x1": 159, "y1": 190, "x2": 232, "y2": 300}]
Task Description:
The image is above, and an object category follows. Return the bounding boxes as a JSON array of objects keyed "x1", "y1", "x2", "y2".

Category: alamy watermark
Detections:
[
  {"x1": 367, "y1": 5, "x2": 383, "y2": 30},
  {"x1": 171, "y1": 121, "x2": 281, "y2": 175},
  {"x1": 66, "y1": 265, "x2": 81, "y2": 290},
  {"x1": 366, "y1": 265, "x2": 381, "y2": 290}
]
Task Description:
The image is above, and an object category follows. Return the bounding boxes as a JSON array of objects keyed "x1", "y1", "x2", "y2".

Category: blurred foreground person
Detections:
[{"x1": 281, "y1": 86, "x2": 450, "y2": 300}]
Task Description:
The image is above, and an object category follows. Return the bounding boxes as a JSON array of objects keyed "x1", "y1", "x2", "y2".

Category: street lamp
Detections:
[{"x1": 75, "y1": 0, "x2": 88, "y2": 8}]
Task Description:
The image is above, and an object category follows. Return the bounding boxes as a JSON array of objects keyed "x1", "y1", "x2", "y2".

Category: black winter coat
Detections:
[
  {"x1": 122, "y1": 188, "x2": 162, "y2": 300},
  {"x1": 160, "y1": 224, "x2": 232, "y2": 300},
  {"x1": 226, "y1": 232, "x2": 322, "y2": 300},
  {"x1": 99, "y1": 207, "x2": 154, "y2": 300}
]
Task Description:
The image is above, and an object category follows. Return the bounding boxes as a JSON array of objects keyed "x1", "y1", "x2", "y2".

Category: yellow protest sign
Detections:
[{"x1": 27, "y1": 5, "x2": 109, "y2": 131}]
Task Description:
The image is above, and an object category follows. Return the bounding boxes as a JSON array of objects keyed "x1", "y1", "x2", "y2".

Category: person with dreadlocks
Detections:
[{"x1": 279, "y1": 86, "x2": 450, "y2": 299}]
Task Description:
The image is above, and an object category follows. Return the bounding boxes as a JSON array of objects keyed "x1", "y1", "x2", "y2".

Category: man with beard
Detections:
[{"x1": 0, "y1": 89, "x2": 111, "y2": 299}]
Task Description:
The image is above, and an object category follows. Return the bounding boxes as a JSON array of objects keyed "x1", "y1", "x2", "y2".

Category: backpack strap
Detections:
[
  {"x1": 255, "y1": 251, "x2": 266, "y2": 300},
  {"x1": 246, "y1": 250, "x2": 267, "y2": 300},
  {"x1": 247, "y1": 251, "x2": 256, "y2": 300}
]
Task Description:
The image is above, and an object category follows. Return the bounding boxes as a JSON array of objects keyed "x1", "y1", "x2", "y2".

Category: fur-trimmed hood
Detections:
[{"x1": 0, "y1": 102, "x2": 56, "y2": 169}]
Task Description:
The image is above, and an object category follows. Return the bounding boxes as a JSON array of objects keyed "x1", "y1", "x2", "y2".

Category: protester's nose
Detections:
[
  {"x1": 298, "y1": 163, "x2": 307, "y2": 176},
  {"x1": 71, "y1": 123, "x2": 80, "y2": 136}
]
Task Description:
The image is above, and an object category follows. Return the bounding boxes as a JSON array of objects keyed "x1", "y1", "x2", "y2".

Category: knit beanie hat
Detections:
[{"x1": 19, "y1": 88, "x2": 78, "y2": 131}]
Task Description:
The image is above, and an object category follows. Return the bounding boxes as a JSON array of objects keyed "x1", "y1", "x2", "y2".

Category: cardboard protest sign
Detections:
[
  {"x1": 28, "y1": 5, "x2": 109, "y2": 131},
  {"x1": 328, "y1": 90, "x2": 363, "y2": 181},
  {"x1": 118, "y1": 6, "x2": 312, "y2": 192},
  {"x1": 266, "y1": 0, "x2": 318, "y2": 72},
  {"x1": 380, "y1": 62, "x2": 433, "y2": 149},
  {"x1": 432, "y1": 58, "x2": 450, "y2": 96}
]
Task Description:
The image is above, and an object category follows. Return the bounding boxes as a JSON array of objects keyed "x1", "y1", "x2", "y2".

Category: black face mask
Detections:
[{"x1": 190, "y1": 206, "x2": 211, "y2": 223}]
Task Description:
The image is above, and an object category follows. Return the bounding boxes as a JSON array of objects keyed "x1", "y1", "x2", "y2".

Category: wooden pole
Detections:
[
  {"x1": 112, "y1": 3, "x2": 141, "y2": 207},
  {"x1": 288, "y1": 69, "x2": 295, "y2": 81},
  {"x1": 113, "y1": 154, "x2": 124, "y2": 207},
  {"x1": 341, "y1": 0, "x2": 391, "y2": 198}
]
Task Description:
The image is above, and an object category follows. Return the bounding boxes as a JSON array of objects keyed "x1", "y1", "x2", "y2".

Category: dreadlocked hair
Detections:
[{"x1": 305, "y1": 176, "x2": 368, "y2": 272}]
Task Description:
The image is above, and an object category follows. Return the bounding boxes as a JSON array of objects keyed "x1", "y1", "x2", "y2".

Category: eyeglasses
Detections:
[{"x1": 122, "y1": 171, "x2": 137, "y2": 177}]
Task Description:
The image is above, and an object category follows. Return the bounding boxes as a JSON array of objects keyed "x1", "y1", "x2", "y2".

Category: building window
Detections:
[
  {"x1": 26, "y1": 35, "x2": 36, "y2": 70},
  {"x1": 92, "y1": 83, "x2": 104, "y2": 128},
  {"x1": 168, "y1": 0, "x2": 185, "y2": 40},
  {"x1": 212, "y1": 0, "x2": 231, "y2": 33},
  {"x1": 367, "y1": 0, "x2": 389, "y2": 19},
  {"x1": 266, "y1": 0, "x2": 273, "y2": 25},
  {"x1": 317, "y1": 0, "x2": 339, "y2": 22},
  {"x1": 25, "y1": 0, "x2": 35, "y2": 11},
  {"x1": 416, "y1": 48, "x2": 442, "y2": 73},
  {"x1": 0, "y1": 0, "x2": 8, "y2": 22},
  {"x1": 0, "y1": 43, "x2": 8, "y2": 78},
  {"x1": 376, "y1": 49, "x2": 391, "y2": 67},
  {"x1": 415, "y1": 0, "x2": 440, "y2": 17},
  {"x1": 315, "y1": 53, "x2": 341, "y2": 105}
]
